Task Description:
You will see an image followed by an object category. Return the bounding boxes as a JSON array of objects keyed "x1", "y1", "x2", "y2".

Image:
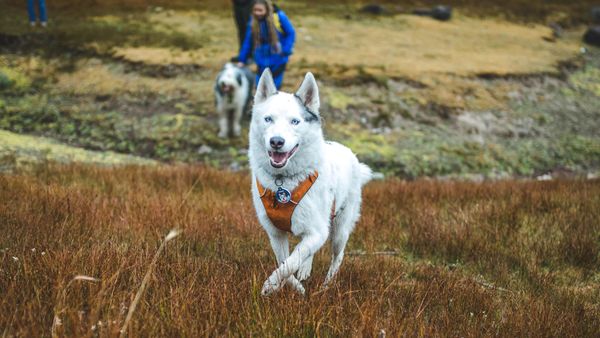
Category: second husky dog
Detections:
[{"x1": 249, "y1": 69, "x2": 372, "y2": 295}]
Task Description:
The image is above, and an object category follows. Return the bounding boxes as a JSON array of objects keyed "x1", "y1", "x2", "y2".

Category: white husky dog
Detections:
[
  {"x1": 249, "y1": 69, "x2": 372, "y2": 295},
  {"x1": 214, "y1": 63, "x2": 254, "y2": 138}
]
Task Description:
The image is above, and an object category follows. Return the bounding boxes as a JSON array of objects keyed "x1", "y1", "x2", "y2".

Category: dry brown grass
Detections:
[{"x1": 1, "y1": 164, "x2": 599, "y2": 336}]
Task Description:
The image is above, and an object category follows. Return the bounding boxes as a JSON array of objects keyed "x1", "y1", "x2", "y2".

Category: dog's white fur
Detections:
[
  {"x1": 215, "y1": 63, "x2": 252, "y2": 138},
  {"x1": 249, "y1": 69, "x2": 372, "y2": 295}
]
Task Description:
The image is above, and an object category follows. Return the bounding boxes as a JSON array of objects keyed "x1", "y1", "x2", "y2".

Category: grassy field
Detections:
[{"x1": 1, "y1": 164, "x2": 599, "y2": 336}]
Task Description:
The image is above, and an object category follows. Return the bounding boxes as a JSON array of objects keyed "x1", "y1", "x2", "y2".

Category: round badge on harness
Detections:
[{"x1": 275, "y1": 187, "x2": 291, "y2": 204}]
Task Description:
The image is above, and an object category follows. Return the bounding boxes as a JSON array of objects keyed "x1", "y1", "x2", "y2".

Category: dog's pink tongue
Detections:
[{"x1": 270, "y1": 151, "x2": 288, "y2": 163}]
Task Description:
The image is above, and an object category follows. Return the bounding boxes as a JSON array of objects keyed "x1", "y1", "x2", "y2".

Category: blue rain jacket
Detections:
[{"x1": 238, "y1": 10, "x2": 296, "y2": 69}]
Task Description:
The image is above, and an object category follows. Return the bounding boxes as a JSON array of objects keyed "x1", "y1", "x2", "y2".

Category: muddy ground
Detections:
[{"x1": 0, "y1": 2, "x2": 599, "y2": 178}]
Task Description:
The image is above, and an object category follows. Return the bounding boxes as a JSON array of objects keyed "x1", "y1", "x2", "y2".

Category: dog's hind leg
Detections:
[
  {"x1": 262, "y1": 227, "x2": 328, "y2": 296},
  {"x1": 323, "y1": 201, "x2": 360, "y2": 287},
  {"x1": 266, "y1": 230, "x2": 305, "y2": 295}
]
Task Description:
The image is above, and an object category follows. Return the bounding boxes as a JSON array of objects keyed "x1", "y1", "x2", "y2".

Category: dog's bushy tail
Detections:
[{"x1": 358, "y1": 163, "x2": 373, "y2": 186}]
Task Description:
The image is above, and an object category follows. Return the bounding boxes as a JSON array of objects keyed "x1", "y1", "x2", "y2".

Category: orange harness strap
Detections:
[{"x1": 256, "y1": 171, "x2": 336, "y2": 233}]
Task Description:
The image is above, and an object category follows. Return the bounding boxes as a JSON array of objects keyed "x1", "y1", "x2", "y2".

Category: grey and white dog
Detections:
[{"x1": 214, "y1": 63, "x2": 254, "y2": 138}]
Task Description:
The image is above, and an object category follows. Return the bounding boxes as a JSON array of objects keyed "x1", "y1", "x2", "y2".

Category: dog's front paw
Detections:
[
  {"x1": 296, "y1": 269, "x2": 311, "y2": 282},
  {"x1": 261, "y1": 276, "x2": 282, "y2": 296},
  {"x1": 286, "y1": 277, "x2": 305, "y2": 295},
  {"x1": 296, "y1": 256, "x2": 313, "y2": 281},
  {"x1": 218, "y1": 130, "x2": 228, "y2": 138}
]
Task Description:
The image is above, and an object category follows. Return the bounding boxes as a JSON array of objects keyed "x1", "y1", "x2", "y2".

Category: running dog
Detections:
[
  {"x1": 214, "y1": 63, "x2": 254, "y2": 138},
  {"x1": 249, "y1": 69, "x2": 372, "y2": 295}
]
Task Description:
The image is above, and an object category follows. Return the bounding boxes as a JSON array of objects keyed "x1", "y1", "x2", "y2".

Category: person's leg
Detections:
[
  {"x1": 271, "y1": 64, "x2": 287, "y2": 90},
  {"x1": 256, "y1": 65, "x2": 285, "y2": 90},
  {"x1": 255, "y1": 73, "x2": 261, "y2": 89},
  {"x1": 38, "y1": 0, "x2": 48, "y2": 24},
  {"x1": 273, "y1": 72, "x2": 284, "y2": 90},
  {"x1": 27, "y1": 0, "x2": 36, "y2": 24},
  {"x1": 255, "y1": 66, "x2": 265, "y2": 89},
  {"x1": 233, "y1": 3, "x2": 252, "y2": 52},
  {"x1": 233, "y1": 5, "x2": 245, "y2": 49}
]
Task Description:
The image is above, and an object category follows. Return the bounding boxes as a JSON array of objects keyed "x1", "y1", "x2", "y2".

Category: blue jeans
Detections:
[
  {"x1": 257, "y1": 64, "x2": 286, "y2": 90},
  {"x1": 27, "y1": 0, "x2": 47, "y2": 23}
]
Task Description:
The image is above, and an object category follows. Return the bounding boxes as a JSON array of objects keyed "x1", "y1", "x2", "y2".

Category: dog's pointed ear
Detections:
[
  {"x1": 255, "y1": 68, "x2": 277, "y2": 105},
  {"x1": 295, "y1": 72, "x2": 320, "y2": 114}
]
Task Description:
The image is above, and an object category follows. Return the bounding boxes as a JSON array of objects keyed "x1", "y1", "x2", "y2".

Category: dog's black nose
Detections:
[{"x1": 270, "y1": 136, "x2": 285, "y2": 150}]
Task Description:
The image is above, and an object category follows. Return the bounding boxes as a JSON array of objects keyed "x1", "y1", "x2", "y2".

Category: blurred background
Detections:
[{"x1": 1, "y1": 0, "x2": 599, "y2": 179}]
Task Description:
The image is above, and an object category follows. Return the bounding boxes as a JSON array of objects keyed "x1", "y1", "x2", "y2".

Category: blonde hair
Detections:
[{"x1": 251, "y1": 0, "x2": 280, "y2": 52}]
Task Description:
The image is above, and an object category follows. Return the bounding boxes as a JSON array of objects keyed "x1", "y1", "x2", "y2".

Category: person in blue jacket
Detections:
[{"x1": 237, "y1": 0, "x2": 295, "y2": 90}]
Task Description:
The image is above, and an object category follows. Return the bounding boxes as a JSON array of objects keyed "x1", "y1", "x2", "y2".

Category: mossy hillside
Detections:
[
  {"x1": 0, "y1": 129, "x2": 155, "y2": 172},
  {"x1": 0, "y1": 94, "x2": 243, "y2": 163},
  {"x1": 327, "y1": 121, "x2": 600, "y2": 178}
]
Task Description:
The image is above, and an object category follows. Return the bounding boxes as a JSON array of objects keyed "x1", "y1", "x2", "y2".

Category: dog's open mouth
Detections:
[
  {"x1": 268, "y1": 144, "x2": 299, "y2": 168},
  {"x1": 221, "y1": 84, "x2": 233, "y2": 93}
]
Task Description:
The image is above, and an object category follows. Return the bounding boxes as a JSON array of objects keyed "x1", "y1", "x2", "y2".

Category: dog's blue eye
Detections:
[
  {"x1": 291, "y1": 118, "x2": 300, "y2": 125},
  {"x1": 264, "y1": 116, "x2": 273, "y2": 123}
]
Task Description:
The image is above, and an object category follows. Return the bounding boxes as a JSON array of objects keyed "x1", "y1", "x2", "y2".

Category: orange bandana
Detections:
[{"x1": 256, "y1": 171, "x2": 335, "y2": 232}]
